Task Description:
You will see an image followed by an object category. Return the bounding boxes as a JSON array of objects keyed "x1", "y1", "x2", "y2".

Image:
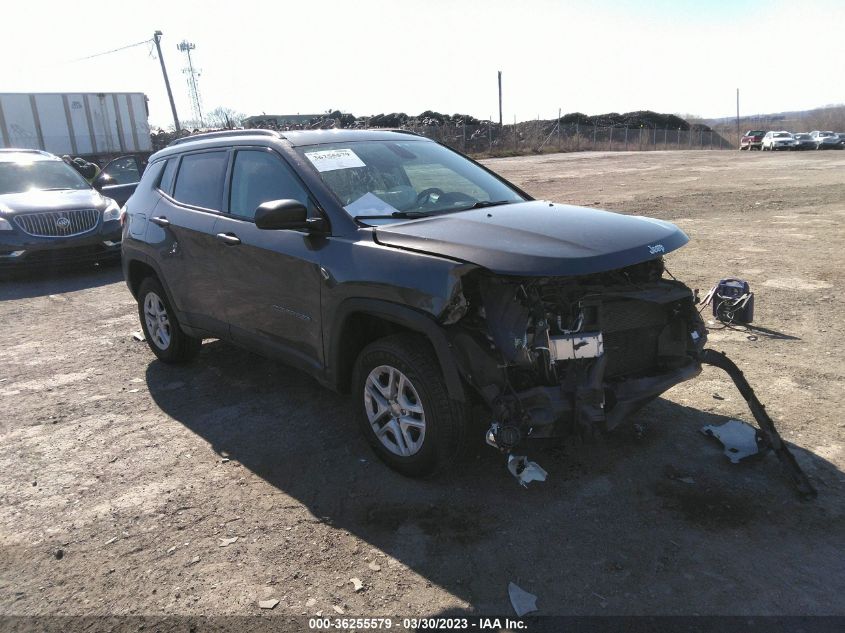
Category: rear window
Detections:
[
  {"x1": 137, "y1": 160, "x2": 165, "y2": 192},
  {"x1": 172, "y1": 151, "x2": 228, "y2": 210},
  {"x1": 158, "y1": 159, "x2": 178, "y2": 193}
]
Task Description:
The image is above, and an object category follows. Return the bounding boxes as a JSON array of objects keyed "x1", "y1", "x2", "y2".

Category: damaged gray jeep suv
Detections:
[{"x1": 122, "y1": 129, "x2": 712, "y2": 478}]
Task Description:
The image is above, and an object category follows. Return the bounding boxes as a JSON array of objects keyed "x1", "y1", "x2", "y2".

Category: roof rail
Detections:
[
  {"x1": 167, "y1": 129, "x2": 283, "y2": 147},
  {"x1": 375, "y1": 128, "x2": 425, "y2": 138}
]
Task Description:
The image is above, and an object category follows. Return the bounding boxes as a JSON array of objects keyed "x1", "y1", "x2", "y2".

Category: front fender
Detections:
[{"x1": 326, "y1": 297, "x2": 465, "y2": 402}]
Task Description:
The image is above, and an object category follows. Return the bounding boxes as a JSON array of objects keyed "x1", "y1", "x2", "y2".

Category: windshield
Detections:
[
  {"x1": 773, "y1": 133, "x2": 792, "y2": 138},
  {"x1": 747, "y1": 130, "x2": 765, "y2": 136},
  {"x1": 0, "y1": 159, "x2": 90, "y2": 195},
  {"x1": 297, "y1": 140, "x2": 525, "y2": 222}
]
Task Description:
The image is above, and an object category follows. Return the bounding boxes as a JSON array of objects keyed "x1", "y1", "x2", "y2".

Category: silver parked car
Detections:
[
  {"x1": 761, "y1": 131, "x2": 794, "y2": 151},
  {"x1": 809, "y1": 131, "x2": 841, "y2": 149}
]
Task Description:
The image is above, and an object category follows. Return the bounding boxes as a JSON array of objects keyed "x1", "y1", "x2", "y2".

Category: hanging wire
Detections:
[{"x1": 67, "y1": 38, "x2": 153, "y2": 63}]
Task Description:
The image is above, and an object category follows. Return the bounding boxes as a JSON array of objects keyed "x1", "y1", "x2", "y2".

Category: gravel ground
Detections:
[{"x1": 1, "y1": 149, "x2": 843, "y2": 618}]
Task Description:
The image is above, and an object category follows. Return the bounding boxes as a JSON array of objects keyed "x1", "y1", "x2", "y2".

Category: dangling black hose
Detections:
[
  {"x1": 699, "y1": 349, "x2": 816, "y2": 499},
  {"x1": 700, "y1": 349, "x2": 817, "y2": 499}
]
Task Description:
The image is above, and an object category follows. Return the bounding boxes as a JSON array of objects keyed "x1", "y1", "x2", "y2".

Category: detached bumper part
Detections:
[
  {"x1": 507, "y1": 455, "x2": 548, "y2": 488},
  {"x1": 702, "y1": 419, "x2": 768, "y2": 463}
]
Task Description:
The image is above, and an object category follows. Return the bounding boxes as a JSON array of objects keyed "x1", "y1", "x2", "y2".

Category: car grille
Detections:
[
  {"x1": 600, "y1": 299, "x2": 669, "y2": 378},
  {"x1": 13, "y1": 209, "x2": 100, "y2": 238}
]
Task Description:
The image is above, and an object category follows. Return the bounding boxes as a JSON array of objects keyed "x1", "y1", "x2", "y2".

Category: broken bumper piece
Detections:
[
  {"x1": 702, "y1": 419, "x2": 768, "y2": 463},
  {"x1": 507, "y1": 455, "x2": 548, "y2": 487}
]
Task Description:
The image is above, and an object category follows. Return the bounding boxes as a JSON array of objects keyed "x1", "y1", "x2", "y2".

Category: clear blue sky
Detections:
[{"x1": 2, "y1": 0, "x2": 842, "y2": 128}]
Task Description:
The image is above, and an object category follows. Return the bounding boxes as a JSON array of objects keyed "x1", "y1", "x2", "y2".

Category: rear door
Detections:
[
  {"x1": 147, "y1": 149, "x2": 231, "y2": 335},
  {"x1": 212, "y1": 147, "x2": 325, "y2": 370}
]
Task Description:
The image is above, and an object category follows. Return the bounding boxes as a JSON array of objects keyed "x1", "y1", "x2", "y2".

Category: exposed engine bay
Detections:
[
  {"x1": 445, "y1": 257, "x2": 706, "y2": 447},
  {"x1": 442, "y1": 257, "x2": 815, "y2": 498}
]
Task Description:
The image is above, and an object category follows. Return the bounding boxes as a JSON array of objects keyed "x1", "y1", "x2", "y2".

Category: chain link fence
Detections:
[{"x1": 402, "y1": 123, "x2": 732, "y2": 156}]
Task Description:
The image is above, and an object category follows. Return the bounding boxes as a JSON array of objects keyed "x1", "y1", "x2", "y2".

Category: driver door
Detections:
[
  {"x1": 212, "y1": 148, "x2": 325, "y2": 371},
  {"x1": 97, "y1": 155, "x2": 145, "y2": 205}
]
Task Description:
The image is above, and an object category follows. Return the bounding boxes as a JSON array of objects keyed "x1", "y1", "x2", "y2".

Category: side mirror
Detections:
[
  {"x1": 92, "y1": 173, "x2": 115, "y2": 192},
  {"x1": 254, "y1": 199, "x2": 310, "y2": 231}
]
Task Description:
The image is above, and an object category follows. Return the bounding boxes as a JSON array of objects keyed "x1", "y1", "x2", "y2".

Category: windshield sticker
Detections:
[
  {"x1": 304, "y1": 148, "x2": 366, "y2": 172},
  {"x1": 345, "y1": 192, "x2": 399, "y2": 217}
]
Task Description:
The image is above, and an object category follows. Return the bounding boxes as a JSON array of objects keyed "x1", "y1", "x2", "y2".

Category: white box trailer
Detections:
[{"x1": 0, "y1": 92, "x2": 152, "y2": 160}]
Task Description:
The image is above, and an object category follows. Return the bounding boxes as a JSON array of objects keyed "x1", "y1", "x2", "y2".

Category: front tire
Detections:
[
  {"x1": 137, "y1": 277, "x2": 202, "y2": 363},
  {"x1": 352, "y1": 334, "x2": 467, "y2": 477}
]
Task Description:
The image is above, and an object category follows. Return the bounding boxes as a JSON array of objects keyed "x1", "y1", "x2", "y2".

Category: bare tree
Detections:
[{"x1": 205, "y1": 106, "x2": 245, "y2": 129}]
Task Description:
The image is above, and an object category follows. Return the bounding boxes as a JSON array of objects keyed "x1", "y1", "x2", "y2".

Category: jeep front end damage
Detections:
[
  {"x1": 446, "y1": 257, "x2": 705, "y2": 447},
  {"x1": 443, "y1": 257, "x2": 815, "y2": 496}
]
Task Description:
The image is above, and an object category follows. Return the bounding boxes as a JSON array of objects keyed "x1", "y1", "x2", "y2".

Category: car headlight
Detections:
[
  {"x1": 0, "y1": 217, "x2": 13, "y2": 231},
  {"x1": 102, "y1": 201, "x2": 121, "y2": 223}
]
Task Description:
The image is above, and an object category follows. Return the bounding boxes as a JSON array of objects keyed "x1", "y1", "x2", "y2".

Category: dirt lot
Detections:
[{"x1": 1, "y1": 150, "x2": 843, "y2": 618}]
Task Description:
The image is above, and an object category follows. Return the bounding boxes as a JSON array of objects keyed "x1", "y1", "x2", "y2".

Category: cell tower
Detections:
[{"x1": 177, "y1": 40, "x2": 204, "y2": 127}]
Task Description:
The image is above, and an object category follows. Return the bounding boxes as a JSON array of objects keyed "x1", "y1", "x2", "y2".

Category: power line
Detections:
[{"x1": 68, "y1": 38, "x2": 153, "y2": 63}]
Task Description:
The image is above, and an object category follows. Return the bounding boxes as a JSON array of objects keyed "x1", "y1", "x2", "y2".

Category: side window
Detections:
[
  {"x1": 137, "y1": 160, "x2": 165, "y2": 192},
  {"x1": 102, "y1": 156, "x2": 141, "y2": 185},
  {"x1": 172, "y1": 151, "x2": 228, "y2": 211},
  {"x1": 229, "y1": 150, "x2": 311, "y2": 220},
  {"x1": 158, "y1": 158, "x2": 178, "y2": 194}
]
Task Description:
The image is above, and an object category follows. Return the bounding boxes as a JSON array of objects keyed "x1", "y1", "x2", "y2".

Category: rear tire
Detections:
[
  {"x1": 137, "y1": 277, "x2": 202, "y2": 364},
  {"x1": 351, "y1": 334, "x2": 467, "y2": 477}
]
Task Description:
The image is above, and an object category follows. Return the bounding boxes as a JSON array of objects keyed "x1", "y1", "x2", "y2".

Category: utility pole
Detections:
[
  {"x1": 153, "y1": 31, "x2": 180, "y2": 133},
  {"x1": 178, "y1": 40, "x2": 204, "y2": 127},
  {"x1": 497, "y1": 71, "x2": 503, "y2": 127},
  {"x1": 736, "y1": 88, "x2": 740, "y2": 145}
]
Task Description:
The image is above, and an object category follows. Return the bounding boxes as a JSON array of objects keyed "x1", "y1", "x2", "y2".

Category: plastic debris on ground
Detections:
[
  {"x1": 702, "y1": 419, "x2": 768, "y2": 463},
  {"x1": 258, "y1": 599, "x2": 279, "y2": 609},
  {"x1": 507, "y1": 455, "x2": 548, "y2": 487},
  {"x1": 508, "y1": 582, "x2": 538, "y2": 617}
]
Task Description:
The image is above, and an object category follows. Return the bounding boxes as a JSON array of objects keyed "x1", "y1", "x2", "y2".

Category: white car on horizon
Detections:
[{"x1": 761, "y1": 131, "x2": 794, "y2": 151}]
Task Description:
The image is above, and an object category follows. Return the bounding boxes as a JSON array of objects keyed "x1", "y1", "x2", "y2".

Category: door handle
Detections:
[
  {"x1": 216, "y1": 232, "x2": 241, "y2": 246},
  {"x1": 150, "y1": 216, "x2": 170, "y2": 227}
]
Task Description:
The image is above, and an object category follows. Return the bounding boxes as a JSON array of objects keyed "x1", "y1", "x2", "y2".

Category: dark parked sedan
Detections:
[
  {"x1": 0, "y1": 150, "x2": 129, "y2": 268},
  {"x1": 791, "y1": 133, "x2": 816, "y2": 150}
]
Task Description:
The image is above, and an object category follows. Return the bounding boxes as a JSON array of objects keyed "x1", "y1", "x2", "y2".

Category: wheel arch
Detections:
[
  {"x1": 124, "y1": 255, "x2": 187, "y2": 327},
  {"x1": 328, "y1": 298, "x2": 465, "y2": 402}
]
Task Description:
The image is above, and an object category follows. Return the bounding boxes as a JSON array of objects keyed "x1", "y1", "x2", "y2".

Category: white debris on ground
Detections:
[
  {"x1": 507, "y1": 455, "x2": 548, "y2": 487},
  {"x1": 508, "y1": 582, "x2": 538, "y2": 616},
  {"x1": 702, "y1": 419, "x2": 767, "y2": 463}
]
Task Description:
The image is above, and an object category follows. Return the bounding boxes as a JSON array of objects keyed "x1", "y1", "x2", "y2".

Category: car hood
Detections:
[
  {"x1": 373, "y1": 200, "x2": 689, "y2": 276},
  {"x1": 0, "y1": 188, "x2": 107, "y2": 215}
]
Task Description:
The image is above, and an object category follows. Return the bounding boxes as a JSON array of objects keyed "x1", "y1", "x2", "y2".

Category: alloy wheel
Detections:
[
  {"x1": 143, "y1": 292, "x2": 172, "y2": 350},
  {"x1": 363, "y1": 365, "x2": 426, "y2": 457}
]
